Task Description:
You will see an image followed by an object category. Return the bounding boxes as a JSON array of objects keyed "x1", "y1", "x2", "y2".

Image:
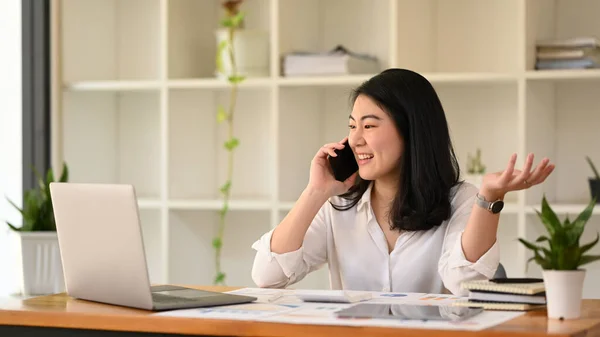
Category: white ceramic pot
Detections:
[
  {"x1": 543, "y1": 269, "x2": 586, "y2": 319},
  {"x1": 215, "y1": 28, "x2": 269, "y2": 79},
  {"x1": 12, "y1": 231, "x2": 65, "y2": 296},
  {"x1": 464, "y1": 174, "x2": 484, "y2": 189}
]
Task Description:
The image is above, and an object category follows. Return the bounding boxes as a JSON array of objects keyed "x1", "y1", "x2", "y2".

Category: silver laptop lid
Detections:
[{"x1": 49, "y1": 182, "x2": 153, "y2": 310}]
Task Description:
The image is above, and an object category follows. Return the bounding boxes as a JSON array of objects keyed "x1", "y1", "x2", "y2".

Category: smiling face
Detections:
[{"x1": 348, "y1": 94, "x2": 405, "y2": 182}]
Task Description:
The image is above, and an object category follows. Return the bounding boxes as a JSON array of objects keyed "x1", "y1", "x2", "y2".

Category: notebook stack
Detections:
[
  {"x1": 535, "y1": 36, "x2": 600, "y2": 70},
  {"x1": 454, "y1": 279, "x2": 546, "y2": 311},
  {"x1": 282, "y1": 45, "x2": 380, "y2": 77}
]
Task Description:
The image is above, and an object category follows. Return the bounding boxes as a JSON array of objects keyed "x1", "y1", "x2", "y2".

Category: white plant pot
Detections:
[
  {"x1": 11, "y1": 231, "x2": 65, "y2": 296},
  {"x1": 464, "y1": 174, "x2": 484, "y2": 189},
  {"x1": 215, "y1": 28, "x2": 269, "y2": 79},
  {"x1": 543, "y1": 269, "x2": 586, "y2": 320}
]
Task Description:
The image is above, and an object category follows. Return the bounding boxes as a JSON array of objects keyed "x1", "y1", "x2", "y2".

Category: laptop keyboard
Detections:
[{"x1": 152, "y1": 293, "x2": 204, "y2": 304}]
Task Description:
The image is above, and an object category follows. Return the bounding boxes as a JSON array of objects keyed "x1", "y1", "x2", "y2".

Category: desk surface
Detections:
[{"x1": 1, "y1": 286, "x2": 600, "y2": 337}]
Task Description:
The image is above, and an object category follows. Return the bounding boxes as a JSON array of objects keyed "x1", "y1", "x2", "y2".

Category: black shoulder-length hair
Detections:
[{"x1": 331, "y1": 68, "x2": 461, "y2": 232}]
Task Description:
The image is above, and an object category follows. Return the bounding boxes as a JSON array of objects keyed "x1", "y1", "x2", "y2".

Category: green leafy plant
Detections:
[
  {"x1": 467, "y1": 148, "x2": 486, "y2": 174},
  {"x1": 4, "y1": 163, "x2": 69, "y2": 232},
  {"x1": 519, "y1": 196, "x2": 600, "y2": 270},
  {"x1": 212, "y1": 0, "x2": 246, "y2": 286},
  {"x1": 587, "y1": 156, "x2": 600, "y2": 180}
]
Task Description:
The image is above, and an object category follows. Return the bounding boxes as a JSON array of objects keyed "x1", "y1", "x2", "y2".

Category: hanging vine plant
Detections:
[{"x1": 213, "y1": 0, "x2": 246, "y2": 286}]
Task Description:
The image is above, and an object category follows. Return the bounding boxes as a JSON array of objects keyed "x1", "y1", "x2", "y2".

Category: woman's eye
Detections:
[
  {"x1": 348, "y1": 125, "x2": 356, "y2": 129},
  {"x1": 364, "y1": 125, "x2": 374, "y2": 129}
]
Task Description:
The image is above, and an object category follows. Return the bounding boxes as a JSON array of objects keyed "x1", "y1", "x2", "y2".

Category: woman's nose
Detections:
[{"x1": 349, "y1": 130, "x2": 364, "y2": 147}]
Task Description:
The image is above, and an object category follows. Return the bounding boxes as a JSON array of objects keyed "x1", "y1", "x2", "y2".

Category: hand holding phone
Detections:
[
  {"x1": 328, "y1": 140, "x2": 359, "y2": 182},
  {"x1": 307, "y1": 138, "x2": 358, "y2": 198}
]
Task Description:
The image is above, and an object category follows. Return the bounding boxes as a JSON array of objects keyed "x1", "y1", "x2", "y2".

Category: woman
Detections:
[{"x1": 251, "y1": 68, "x2": 554, "y2": 295}]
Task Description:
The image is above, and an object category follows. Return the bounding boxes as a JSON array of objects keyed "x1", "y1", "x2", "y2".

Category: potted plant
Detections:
[
  {"x1": 211, "y1": 1, "x2": 249, "y2": 286},
  {"x1": 586, "y1": 156, "x2": 600, "y2": 203},
  {"x1": 464, "y1": 148, "x2": 486, "y2": 188},
  {"x1": 519, "y1": 196, "x2": 600, "y2": 320},
  {"x1": 215, "y1": 0, "x2": 269, "y2": 79},
  {"x1": 4, "y1": 163, "x2": 69, "y2": 296}
]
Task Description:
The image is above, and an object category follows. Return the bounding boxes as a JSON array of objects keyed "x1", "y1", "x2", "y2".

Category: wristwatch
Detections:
[{"x1": 475, "y1": 193, "x2": 504, "y2": 214}]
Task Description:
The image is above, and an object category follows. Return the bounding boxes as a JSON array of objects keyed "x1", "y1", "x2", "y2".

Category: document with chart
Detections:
[{"x1": 154, "y1": 288, "x2": 523, "y2": 331}]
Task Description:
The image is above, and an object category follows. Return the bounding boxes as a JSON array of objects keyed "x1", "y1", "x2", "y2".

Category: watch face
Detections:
[{"x1": 491, "y1": 200, "x2": 504, "y2": 214}]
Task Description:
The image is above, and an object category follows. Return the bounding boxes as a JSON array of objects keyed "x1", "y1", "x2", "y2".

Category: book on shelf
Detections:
[
  {"x1": 537, "y1": 48, "x2": 600, "y2": 60},
  {"x1": 456, "y1": 279, "x2": 547, "y2": 311},
  {"x1": 535, "y1": 58, "x2": 599, "y2": 70},
  {"x1": 535, "y1": 36, "x2": 600, "y2": 70},
  {"x1": 536, "y1": 36, "x2": 600, "y2": 49},
  {"x1": 282, "y1": 45, "x2": 380, "y2": 77}
]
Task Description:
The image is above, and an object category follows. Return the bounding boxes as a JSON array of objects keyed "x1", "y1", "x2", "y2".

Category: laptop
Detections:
[{"x1": 49, "y1": 182, "x2": 256, "y2": 311}]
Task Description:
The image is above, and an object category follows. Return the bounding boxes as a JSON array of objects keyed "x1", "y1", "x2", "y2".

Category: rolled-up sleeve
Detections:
[
  {"x1": 251, "y1": 203, "x2": 329, "y2": 288},
  {"x1": 438, "y1": 187, "x2": 500, "y2": 296}
]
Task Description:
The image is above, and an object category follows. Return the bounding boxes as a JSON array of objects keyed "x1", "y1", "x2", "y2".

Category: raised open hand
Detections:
[{"x1": 480, "y1": 153, "x2": 555, "y2": 200}]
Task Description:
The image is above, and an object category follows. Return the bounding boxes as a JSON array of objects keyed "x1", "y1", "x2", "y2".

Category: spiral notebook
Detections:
[{"x1": 461, "y1": 280, "x2": 545, "y2": 295}]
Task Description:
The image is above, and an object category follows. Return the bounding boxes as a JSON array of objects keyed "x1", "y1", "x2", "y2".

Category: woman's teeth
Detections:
[{"x1": 358, "y1": 154, "x2": 374, "y2": 160}]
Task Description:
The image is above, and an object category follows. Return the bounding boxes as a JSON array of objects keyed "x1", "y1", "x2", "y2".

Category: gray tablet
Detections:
[{"x1": 335, "y1": 303, "x2": 484, "y2": 321}]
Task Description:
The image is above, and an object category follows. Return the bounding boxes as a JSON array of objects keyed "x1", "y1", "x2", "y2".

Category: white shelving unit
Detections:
[{"x1": 52, "y1": 0, "x2": 600, "y2": 297}]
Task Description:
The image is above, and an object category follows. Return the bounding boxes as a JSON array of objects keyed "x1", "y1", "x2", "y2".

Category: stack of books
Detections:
[
  {"x1": 282, "y1": 45, "x2": 380, "y2": 77},
  {"x1": 453, "y1": 279, "x2": 547, "y2": 311},
  {"x1": 535, "y1": 36, "x2": 600, "y2": 70}
]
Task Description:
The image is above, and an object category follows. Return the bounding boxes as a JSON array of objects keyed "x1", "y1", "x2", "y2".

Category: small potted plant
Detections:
[
  {"x1": 4, "y1": 163, "x2": 69, "y2": 296},
  {"x1": 586, "y1": 156, "x2": 600, "y2": 203},
  {"x1": 464, "y1": 148, "x2": 486, "y2": 188},
  {"x1": 519, "y1": 196, "x2": 599, "y2": 320},
  {"x1": 215, "y1": 0, "x2": 269, "y2": 79}
]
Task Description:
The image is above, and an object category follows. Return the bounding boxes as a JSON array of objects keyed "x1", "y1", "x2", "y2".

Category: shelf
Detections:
[
  {"x1": 168, "y1": 0, "x2": 271, "y2": 79},
  {"x1": 168, "y1": 88, "x2": 273, "y2": 200},
  {"x1": 524, "y1": 81, "x2": 600, "y2": 205},
  {"x1": 168, "y1": 210, "x2": 270, "y2": 285},
  {"x1": 63, "y1": 81, "x2": 161, "y2": 91},
  {"x1": 62, "y1": 91, "x2": 161, "y2": 199},
  {"x1": 168, "y1": 78, "x2": 273, "y2": 89},
  {"x1": 55, "y1": 0, "x2": 600, "y2": 293},
  {"x1": 168, "y1": 199, "x2": 272, "y2": 211},
  {"x1": 525, "y1": 69, "x2": 600, "y2": 81},
  {"x1": 61, "y1": 0, "x2": 160, "y2": 82},
  {"x1": 396, "y1": 0, "x2": 519, "y2": 73},
  {"x1": 525, "y1": 0, "x2": 600, "y2": 71},
  {"x1": 277, "y1": 75, "x2": 375, "y2": 87},
  {"x1": 277, "y1": 73, "x2": 519, "y2": 87},
  {"x1": 63, "y1": 73, "x2": 519, "y2": 92},
  {"x1": 279, "y1": 0, "x2": 391, "y2": 75},
  {"x1": 423, "y1": 72, "x2": 518, "y2": 84}
]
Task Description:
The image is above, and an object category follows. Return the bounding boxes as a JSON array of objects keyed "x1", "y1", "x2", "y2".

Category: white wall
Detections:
[{"x1": 0, "y1": 0, "x2": 22, "y2": 296}]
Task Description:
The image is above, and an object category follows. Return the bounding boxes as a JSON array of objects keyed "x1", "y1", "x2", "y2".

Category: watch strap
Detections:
[
  {"x1": 475, "y1": 193, "x2": 492, "y2": 211},
  {"x1": 475, "y1": 193, "x2": 504, "y2": 214}
]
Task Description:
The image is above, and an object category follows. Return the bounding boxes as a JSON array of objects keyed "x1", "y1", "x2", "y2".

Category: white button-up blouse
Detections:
[{"x1": 251, "y1": 182, "x2": 500, "y2": 296}]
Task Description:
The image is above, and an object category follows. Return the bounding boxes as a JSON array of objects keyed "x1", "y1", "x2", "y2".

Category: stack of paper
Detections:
[
  {"x1": 282, "y1": 45, "x2": 380, "y2": 76},
  {"x1": 535, "y1": 36, "x2": 600, "y2": 70}
]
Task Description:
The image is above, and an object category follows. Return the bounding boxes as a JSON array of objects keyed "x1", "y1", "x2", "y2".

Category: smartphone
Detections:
[
  {"x1": 328, "y1": 140, "x2": 358, "y2": 182},
  {"x1": 335, "y1": 303, "x2": 484, "y2": 321}
]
